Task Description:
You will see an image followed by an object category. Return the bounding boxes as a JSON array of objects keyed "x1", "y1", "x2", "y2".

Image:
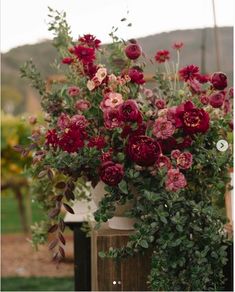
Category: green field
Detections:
[
  {"x1": 1, "y1": 191, "x2": 44, "y2": 233},
  {"x1": 1, "y1": 277, "x2": 74, "y2": 291}
]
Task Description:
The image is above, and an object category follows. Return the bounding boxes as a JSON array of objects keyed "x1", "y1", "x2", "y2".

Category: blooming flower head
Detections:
[
  {"x1": 171, "y1": 149, "x2": 181, "y2": 159},
  {"x1": 200, "y1": 95, "x2": 209, "y2": 105},
  {"x1": 128, "y1": 67, "x2": 145, "y2": 84},
  {"x1": 209, "y1": 92, "x2": 225, "y2": 108},
  {"x1": 100, "y1": 92, "x2": 124, "y2": 111},
  {"x1": 172, "y1": 42, "x2": 184, "y2": 50},
  {"x1": 95, "y1": 67, "x2": 107, "y2": 83},
  {"x1": 155, "y1": 99, "x2": 166, "y2": 109},
  {"x1": 155, "y1": 50, "x2": 170, "y2": 63},
  {"x1": 88, "y1": 136, "x2": 106, "y2": 150},
  {"x1": 79, "y1": 34, "x2": 101, "y2": 49},
  {"x1": 179, "y1": 65, "x2": 199, "y2": 81},
  {"x1": 165, "y1": 168, "x2": 187, "y2": 191},
  {"x1": 119, "y1": 100, "x2": 142, "y2": 123},
  {"x1": 103, "y1": 108, "x2": 122, "y2": 129},
  {"x1": 125, "y1": 43, "x2": 142, "y2": 60},
  {"x1": 156, "y1": 155, "x2": 172, "y2": 170},
  {"x1": 45, "y1": 129, "x2": 59, "y2": 148},
  {"x1": 58, "y1": 128, "x2": 85, "y2": 153},
  {"x1": 152, "y1": 117, "x2": 175, "y2": 140},
  {"x1": 57, "y1": 113, "x2": 71, "y2": 130},
  {"x1": 211, "y1": 72, "x2": 227, "y2": 90},
  {"x1": 68, "y1": 86, "x2": 80, "y2": 97},
  {"x1": 75, "y1": 100, "x2": 91, "y2": 111},
  {"x1": 100, "y1": 161, "x2": 124, "y2": 186},
  {"x1": 176, "y1": 152, "x2": 193, "y2": 169},
  {"x1": 70, "y1": 114, "x2": 89, "y2": 129},
  {"x1": 73, "y1": 45, "x2": 95, "y2": 64}
]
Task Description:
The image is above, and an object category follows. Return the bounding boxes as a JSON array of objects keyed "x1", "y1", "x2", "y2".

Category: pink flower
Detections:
[
  {"x1": 200, "y1": 95, "x2": 209, "y2": 105},
  {"x1": 209, "y1": 91, "x2": 225, "y2": 108},
  {"x1": 75, "y1": 100, "x2": 91, "y2": 111},
  {"x1": 179, "y1": 65, "x2": 199, "y2": 81},
  {"x1": 171, "y1": 149, "x2": 181, "y2": 159},
  {"x1": 228, "y1": 87, "x2": 233, "y2": 98},
  {"x1": 104, "y1": 108, "x2": 122, "y2": 129},
  {"x1": 155, "y1": 99, "x2": 166, "y2": 109},
  {"x1": 152, "y1": 117, "x2": 175, "y2": 140},
  {"x1": 62, "y1": 57, "x2": 73, "y2": 65},
  {"x1": 68, "y1": 86, "x2": 80, "y2": 97},
  {"x1": 172, "y1": 42, "x2": 184, "y2": 50},
  {"x1": 70, "y1": 114, "x2": 89, "y2": 129},
  {"x1": 187, "y1": 79, "x2": 202, "y2": 94},
  {"x1": 57, "y1": 113, "x2": 71, "y2": 130},
  {"x1": 156, "y1": 155, "x2": 172, "y2": 170},
  {"x1": 128, "y1": 67, "x2": 145, "y2": 84},
  {"x1": 100, "y1": 92, "x2": 123, "y2": 111},
  {"x1": 165, "y1": 168, "x2": 187, "y2": 191},
  {"x1": 155, "y1": 50, "x2": 170, "y2": 63},
  {"x1": 176, "y1": 152, "x2": 193, "y2": 169}
]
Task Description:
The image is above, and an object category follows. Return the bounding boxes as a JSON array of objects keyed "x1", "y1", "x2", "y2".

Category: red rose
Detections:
[
  {"x1": 128, "y1": 67, "x2": 145, "y2": 84},
  {"x1": 127, "y1": 135, "x2": 161, "y2": 166},
  {"x1": 211, "y1": 72, "x2": 227, "y2": 90},
  {"x1": 100, "y1": 161, "x2": 124, "y2": 186},
  {"x1": 125, "y1": 43, "x2": 142, "y2": 60},
  {"x1": 209, "y1": 91, "x2": 225, "y2": 108},
  {"x1": 177, "y1": 101, "x2": 210, "y2": 134}
]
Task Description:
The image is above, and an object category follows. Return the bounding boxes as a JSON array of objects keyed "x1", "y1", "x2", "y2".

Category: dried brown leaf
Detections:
[{"x1": 63, "y1": 203, "x2": 74, "y2": 214}]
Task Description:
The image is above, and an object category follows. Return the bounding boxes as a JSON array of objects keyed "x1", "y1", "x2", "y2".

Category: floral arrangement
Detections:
[{"x1": 19, "y1": 9, "x2": 233, "y2": 291}]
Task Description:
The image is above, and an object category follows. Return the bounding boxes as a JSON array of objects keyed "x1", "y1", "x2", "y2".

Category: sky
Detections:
[{"x1": 1, "y1": 0, "x2": 234, "y2": 53}]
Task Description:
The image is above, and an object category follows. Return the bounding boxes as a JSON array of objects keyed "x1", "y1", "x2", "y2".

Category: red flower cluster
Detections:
[
  {"x1": 79, "y1": 34, "x2": 101, "y2": 49},
  {"x1": 155, "y1": 50, "x2": 170, "y2": 63}
]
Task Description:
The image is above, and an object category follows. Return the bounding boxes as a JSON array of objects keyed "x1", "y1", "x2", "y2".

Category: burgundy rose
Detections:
[
  {"x1": 119, "y1": 100, "x2": 142, "y2": 124},
  {"x1": 125, "y1": 43, "x2": 142, "y2": 60},
  {"x1": 128, "y1": 67, "x2": 145, "y2": 84},
  {"x1": 155, "y1": 99, "x2": 166, "y2": 109},
  {"x1": 209, "y1": 91, "x2": 225, "y2": 108},
  {"x1": 211, "y1": 72, "x2": 227, "y2": 90},
  {"x1": 101, "y1": 149, "x2": 113, "y2": 163},
  {"x1": 171, "y1": 149, "x2": 181, "y2": 159},
  {"x1": 127, "y1": 135, "x2": 161, "y2": 166},
  {"x1": 178, "y1": 136, "x2": 193, "y2": 150},
  {"x1": 100, "y1": 161, "x2": 124, "y2": 186},
  {"x1": 176, "y1": 101, "x2": 210, "y2": 134}
]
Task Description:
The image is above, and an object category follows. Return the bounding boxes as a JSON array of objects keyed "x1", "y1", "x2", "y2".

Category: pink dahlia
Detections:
[
  {"x1": 152, "y1": 117, "x2": 175, "y2": 140},
  {"x1": 171, "y1": 149, "x2": 181, "y2": 159},
  {"x1": 165, "y1": 168, "x2": 187, "y2": 191},
  {"x1": 68, "y1": 86, "x2": 80, "y2": 97},
  {"x1": 70, "y1": 114, "x2": 89, "y2": 129},
  {"x1": 176, "y1": 152, "x2": 193, "y2": 169}
]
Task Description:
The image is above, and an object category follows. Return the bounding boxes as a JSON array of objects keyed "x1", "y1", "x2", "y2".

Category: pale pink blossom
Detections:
[
  {"x1": 70, "y1": 114, "x2": 89, "y2": 129},
  {"x1": 152, "y1": 117, "x2": 175, "y2": 140},
  {"x1": 171, "y1": 149, "x2": 181, "y2": 159},
  {"x1": 100, "y1": 92, "x2": 124, "y2": 111},
  {"x1": 95, "y1": 67, "x2": 107, "y2": 83},
  {"x1": 87, "y1": 80, "x2": 96, "y2": 91},
  {"x1": 57, "y1": 113, "x2": 70, "y2": 130},
  {"x1": 165, "y1": 168, "x2": 187, "y2": 191}
]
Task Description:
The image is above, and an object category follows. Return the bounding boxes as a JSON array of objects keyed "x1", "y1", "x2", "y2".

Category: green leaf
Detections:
[
  {"x1": 139, "y1": 239, "x2": 149, "y2": 248},
  {"x1": 118, "y1": 180, "x2": 128, "y2": 194}
]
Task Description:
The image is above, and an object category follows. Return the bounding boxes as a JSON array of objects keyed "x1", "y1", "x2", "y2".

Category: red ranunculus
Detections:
[
  {"x1": 119, "y1": 100, "x2": 142, "y2": 124},
  {"x1": 155, "y1": 50, "x2": 170, "y2": 63},
  {"x1": 79, "y1": 34, "x2": 101, "y2": 49},
  {"x1": 176, "y1": 101, "x2": 210, "y2": 134},
  {"x1": 125, "y1": 43, "x2": 142, "y2": 60},
  {"x1": 209, "y1": 91, "x2": 225, "y2": 108},
  {"x1": 211, "y1": 72, "x2": 227, "y2": 90},
  {"x1": 179, "y1": 65, "x2": 199, "y2": 81},
  {"x1": 100, "y1": 161, "x2": 124, "y2": 186},
  {"x1": 128, "y1": 67, "x2": 145, "y2": 84},
  {"x1": 73, "y1": 45, "x2": 95, "y2": 64},
  {"x1": 126, "y1": 135, "x2": 161, "y2": 166}
]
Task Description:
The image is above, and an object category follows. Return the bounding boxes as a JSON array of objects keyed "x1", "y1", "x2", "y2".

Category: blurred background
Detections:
[{"x1": 1, "y1": 0, "x2": 233, "y2": 291}]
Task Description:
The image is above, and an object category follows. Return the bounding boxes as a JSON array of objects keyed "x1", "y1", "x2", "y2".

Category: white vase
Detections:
[{"x1": 91, "y1": 181, "x2": 136, "y2": 230}]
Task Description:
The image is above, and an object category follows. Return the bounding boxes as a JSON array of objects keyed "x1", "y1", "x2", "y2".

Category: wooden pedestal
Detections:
[{"x1": 91, "y1": 226, "x2": 151, "y2": 291}]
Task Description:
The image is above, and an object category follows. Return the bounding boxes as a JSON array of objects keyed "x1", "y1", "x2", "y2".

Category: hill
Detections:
[{"x1": 1, "y1": 27, "x2": 233, "y2": 114}]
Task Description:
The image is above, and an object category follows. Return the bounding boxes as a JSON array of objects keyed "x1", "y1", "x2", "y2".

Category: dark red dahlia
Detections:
[
  {"x1": 179, "y1": 65, "x2": 199, "y2": 81},
  {"x1": 126, "y1": 135, "x2": 161, "y2": 166},
  {"x1": 155, "y1": 50, "x2": 170, "y2": 63},
  {"x1": 125, "y1": 43, "x2": 142, "y2": 60},
  {"x1": 58, "y1": 128, "x2": 85, "y2": 153},
  {"x1": 79, "y1": 34, "x2": 101, "y2": 49},
  {"x1": 88, "y1": 136, "x2": 106, "y2": 150},
  {"x1": 177, "y1": 101, "x2": 210, "y2": 134},
  {"x1": 128, "y1": 67, "x2": 145, "y2": 84},
  {"x1": 211, "y1": 72, "x2": 227, "y2": 90},
  {"x1": 100, "y1": 161, "x2": 124, "y2": 186},
  {"x1": 73, "y1": 45, "x2": 95, "y2": 64},
  {"x1": 119, "y1": 100, "x2": 142, "y2": 124}
]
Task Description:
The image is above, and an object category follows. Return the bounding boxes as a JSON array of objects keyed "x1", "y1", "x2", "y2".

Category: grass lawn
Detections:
[
  {"x1": 1, "y1": 277, "x2": 74, "y2": 291},
  {"x1": 1, "y1": 191, "x2": 44, "y2": 233}
]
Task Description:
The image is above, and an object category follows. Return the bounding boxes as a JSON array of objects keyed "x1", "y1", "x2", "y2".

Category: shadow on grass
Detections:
[{"x1": 1, "y1": 277, "x2": 74, "y2": 291}]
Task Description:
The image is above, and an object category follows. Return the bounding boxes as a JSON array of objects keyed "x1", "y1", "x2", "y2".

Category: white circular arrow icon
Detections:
[{"x1": 216, "y1": 140, "x2": 229, "y2": 152}]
